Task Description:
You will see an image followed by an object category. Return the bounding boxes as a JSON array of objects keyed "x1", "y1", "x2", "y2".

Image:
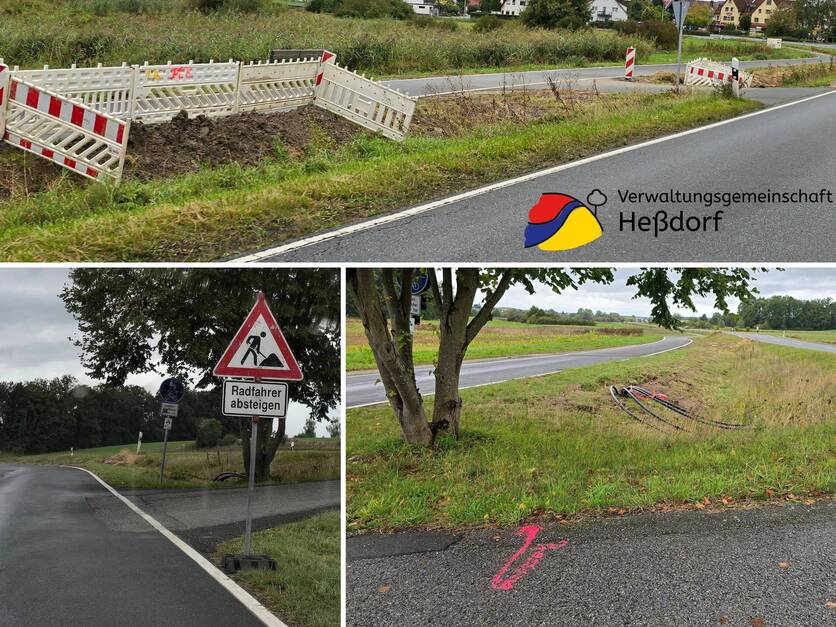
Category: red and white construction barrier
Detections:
[
  {"x1": 0, "y1": 49, "x2": 416, "y2": 183},
  {"x1": 3, "y1": 76, "x2": 129, "y2": 183},
  {"x1": 0, "y1": 63, "x2": 9, "y2": 137},
  {"x1": 684, "y1": 58, "x2": 752, "y2": 88},
  {"x1": 625, "y1": 47, "x2": 635, "y2": 80}
]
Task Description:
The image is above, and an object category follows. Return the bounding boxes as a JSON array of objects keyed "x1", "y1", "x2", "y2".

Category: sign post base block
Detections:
[{"x1": 222, "y1": 554, "x2": 277, "y2": 572}]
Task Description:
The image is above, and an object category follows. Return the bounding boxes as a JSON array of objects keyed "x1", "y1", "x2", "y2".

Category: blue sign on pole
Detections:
[
  {"x1": 158, "y1": 377, "x2": 185, "y2": 404},
  {"x1": 411, "y1": 270, "x2": 430, "y2": 295}
]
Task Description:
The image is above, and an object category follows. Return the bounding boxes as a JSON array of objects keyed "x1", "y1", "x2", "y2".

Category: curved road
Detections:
[
  {"x1": 381, "y1": 55, "x2": 829, "y2": 97},
  {"x1": 732, "y1": 331, "x2": 836, "y2": 353},
  {"x1": 0, "y1": 464, "x2": 338, "y2": 626},
  {"x1": 347, "y1": 335, "x2": 691, "y2": 407},
  {"x1": 252, "y1": 85, "x2": 835, "y2": 263}
]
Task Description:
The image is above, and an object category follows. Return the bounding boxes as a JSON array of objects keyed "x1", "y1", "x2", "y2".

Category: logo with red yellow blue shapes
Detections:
[{"x1": 524, "y1": 190, "x2": 606, "y2": 251}]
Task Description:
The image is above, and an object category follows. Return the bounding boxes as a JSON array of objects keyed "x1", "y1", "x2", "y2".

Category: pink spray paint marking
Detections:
[{"x1": 490, "y1": 524, "x2": 568, "y2": 591}]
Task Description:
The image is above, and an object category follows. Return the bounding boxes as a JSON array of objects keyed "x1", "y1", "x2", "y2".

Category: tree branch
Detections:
[{"x1": 466, "y1": 270, "x2": 514, "y2": 345}]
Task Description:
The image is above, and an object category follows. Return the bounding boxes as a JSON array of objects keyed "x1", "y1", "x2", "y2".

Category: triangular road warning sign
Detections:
[{"x1": 213, "y1": 292, "x2": 304, "y2": 381}]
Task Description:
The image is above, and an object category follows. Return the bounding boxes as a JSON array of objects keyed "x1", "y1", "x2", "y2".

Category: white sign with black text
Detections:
[{"x1": 222, "y1": 380, "x2": 289, "y2": 418}]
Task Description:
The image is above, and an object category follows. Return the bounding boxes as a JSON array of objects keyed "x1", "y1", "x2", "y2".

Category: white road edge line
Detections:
[
  {"x1": 346, "y1": 336, "x2": 693, "y2": 408},
  {"x1": 236, "y1": 89, "x2": 834, "y2": 262},
  {"x1": 61, "y1": 465, "x2": 288, "y2": 627}
]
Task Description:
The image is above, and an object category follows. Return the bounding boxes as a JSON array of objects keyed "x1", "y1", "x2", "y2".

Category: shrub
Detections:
[
  {"x1": 220, "y1": 433, "x2": 238, "y2": 446},
  {"x1": 335, "y1": 0, "x2": 413, "y2": 19},
  {"x1": 521, "y1": 0, "x2": 589, "y2": 30},
  {"x1": 414, "y1": 15, "x2": 459, "y2": 30},
  {"x1": 189, "y1": 0, "x2": 266, "y2": 11},
  {"x1": 638, "y1": 19, "x2": 677, "y2": 50},
  {"x1": 196, "y1": 419, "x2": 222, "y2": 448},
  {"x1": 473, "y1": 15, "x2": 504, "y2": 33}
]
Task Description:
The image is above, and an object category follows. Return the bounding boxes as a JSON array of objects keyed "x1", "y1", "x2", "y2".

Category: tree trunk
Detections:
[
  {"x1": 431, "y1": 317, "x2": 468, "y2": 439},
  {"x1": 349, "y1": 269, "x2": 433, "y2": 446},
  {"x1": 242, "y1": 417, "x2": 285, "y2": 482}
]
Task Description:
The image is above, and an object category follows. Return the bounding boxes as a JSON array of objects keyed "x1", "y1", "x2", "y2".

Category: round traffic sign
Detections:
[
  {"x1": 411, "y1": 270, "x2": 430, "y2": 295},
  {"x1": 158, "y1": 377, "x2": 185, "y2": 404}
]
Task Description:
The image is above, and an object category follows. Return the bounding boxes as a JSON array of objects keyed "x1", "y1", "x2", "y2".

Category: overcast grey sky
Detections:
[
  {"x1": 494, "y1": 268, "x2": 836, "y2": 316},
  {"x1": 0, "y1": 267, "x2": 335, "y2": 437}
]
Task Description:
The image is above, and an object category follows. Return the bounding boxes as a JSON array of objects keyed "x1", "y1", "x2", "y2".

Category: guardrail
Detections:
[{"x1": 0, "y1": 51, "x2": 417, "y2": 184}]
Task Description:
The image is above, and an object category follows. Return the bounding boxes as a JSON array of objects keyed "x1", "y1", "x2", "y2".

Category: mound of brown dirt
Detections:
[
  {"x1": 0, "y1": 106, "x2": 363, "y2": 197},
  {"x1": 126, "y1": 106, "x2": 361, "y2": 180}
]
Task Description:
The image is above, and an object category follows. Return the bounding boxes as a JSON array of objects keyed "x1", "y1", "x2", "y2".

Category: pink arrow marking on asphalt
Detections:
[{"x1": 491, "y1": 524, "x2": 568, "y2": 591}]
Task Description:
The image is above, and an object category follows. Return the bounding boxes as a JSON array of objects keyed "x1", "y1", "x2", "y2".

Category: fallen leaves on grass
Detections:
[
  {"x1": 377, "y1": 584, "x2": 391, "y2": 593},
  {"x1": 825, "y1": 601, "x2": 836, "y2": 609},
  {"x1": 777, "y1": 561, "x2": 790, "y2": 569}
]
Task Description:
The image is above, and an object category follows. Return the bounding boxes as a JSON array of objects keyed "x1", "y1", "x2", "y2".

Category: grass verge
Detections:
[
  {"x1": 759, "y1": 329, "x2": 836, "y2": 345},
  {"x1": 0, "y1": 92, "x2": 760, "y2": 261},
  {"x1": 0, "y1": 439, "x2": 340, "y2": 489},
  {"x1": 346, "y1": 334, "x2": 836, "y2": 531},
  {"x1": 347, "y1": 317, "x2": 668, "y2": 370},
  {"x1": 215, "y1": 511, "x2": 340, "y2": 627}
]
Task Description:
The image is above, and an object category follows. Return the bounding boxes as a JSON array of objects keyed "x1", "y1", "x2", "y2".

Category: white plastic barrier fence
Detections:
[
  {"x1": 314, "y1": 62, "x2": 416, "y2": 142},
  {"x1": 134, "y1": 60, "x2": 239, "y2": 123},
  {"x1": 1, "y1": 50, "x2": 418, "y2": 182},
  {"x1": 237, "y1": 57, "x2": 322, "y2": 114},
  {"x1": 3, "y1": 76, "x2": 129, "y2": 183},
  {"x1": 0, "y1": 63, "x2": 9, "y2": 137},
  {"x1": 8, "y1": 63, "x2": 135, "y2": 119},
  {"x1": 684, "y1": 58, "x2": 752, "y2": 88}
]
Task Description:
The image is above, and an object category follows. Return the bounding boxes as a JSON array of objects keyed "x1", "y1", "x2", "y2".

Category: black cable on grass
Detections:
[
  {"x1": 624, "y1": 387, "x2": 687, "y2": 431},
  {"x1": 629, "y1": 385, "x2": 748, "y2": 430},
  {"x1": 611, "y1": 385, "x2": 748, "y2": 431},
  {"x1": 609, "y1": 385, "x2": 665, "y2": 432}
]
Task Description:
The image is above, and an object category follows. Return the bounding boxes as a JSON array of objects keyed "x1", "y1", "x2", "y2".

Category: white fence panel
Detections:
[
  {"x1": 134, "y1": 60, "x2": 239, "y2": 123},
  {"x1": 237, "y1": 58, "x2": 321, "y2": 114},
  {"x1": 7, "y1": 63, "x2": 134, "y2": 119},
  {"x1": 0, "y1": 63, "x2": 9, "y2": 137},
  {"x1": 3, "y1": 76, "x2": 129, "y2": 183},
  {"x1": 314, "y1": 63, "x2": 416, "y2": 141}
]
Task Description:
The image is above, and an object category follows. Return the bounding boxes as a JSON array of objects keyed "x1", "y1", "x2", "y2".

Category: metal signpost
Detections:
[
  {"x1": 672, "y1": 0, "x2": 691, "y2": 93},
  {"x1": 157, "y1": 377, "x2": 185, "y2": 484},
  {"x1": 213, "y1": 291, "x2": 303, "y2": 572}
]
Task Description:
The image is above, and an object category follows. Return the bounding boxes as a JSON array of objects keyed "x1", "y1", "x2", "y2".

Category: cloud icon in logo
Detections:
[{"x1": 524, "y1": 193, "x2": 603, "y2": 251}]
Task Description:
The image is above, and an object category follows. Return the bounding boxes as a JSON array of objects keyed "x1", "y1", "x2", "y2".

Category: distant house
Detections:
[
  {"x1": 404, "y1": 0, "x2": 439, "y2": 15},
  {"x1": 499, "y1": 0, "x2": 529, "y2": 16},
  {"x1": 717, "y1": 0, "x2": 750, "y2": 28},
  {"x1": 589, "y1": 0, "x2": 629, "y2": 22},
  {"x1": 750, "y1": 0, "x2": 788, "y2": 31}
]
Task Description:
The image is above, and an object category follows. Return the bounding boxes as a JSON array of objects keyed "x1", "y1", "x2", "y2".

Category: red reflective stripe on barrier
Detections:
[
  {"x1": 70, "y1": 105, "x2": 84, "y2": 127},
  {"x1": 116, "y1": 124, "x2": 124, "y2": 144},
  {"x1": 708, "y1": 71, "x2": 714, "y2": 78},
  {"x1": 93, "y1": 114, "x2": 107, "y2": 137},
  {"x1": 42, "y1": 148, "x2": 54, "y2": 159},
  {"x1": 64, "y1": 157, "x2": 76, "y2": 169},
  {"x1": 86, "y1": 167, "x2": 99, "y2": 178},
  {"x1": 0, "y1": 87, "x2": 4, "y2": 106},
  {"x1": 49, "y1": 96, "x2": 62, "y2": 118},
  {"x1": 9, "y1": 81, "x2": 16, "y2": 100},
  {"x1": 698, "y1": 68, "x2": 704, "y2": 76},
  {"x1": 26, "y1": 87, "x2": 39, "y2": 109},
  {"x1": 21, "y1": 139, "x2": 32, "y2": 149}
]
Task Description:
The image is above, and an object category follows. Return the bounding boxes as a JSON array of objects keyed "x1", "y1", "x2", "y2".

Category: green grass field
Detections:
[
  {"x1": 347, "y1": 317, "x2": 668, "y2": 370},
  {"x1": 216, "y1": 511, "x2": 340, "y2": 627},
  {"x1": 0, "y1": 438, "x2": 340, "y2": 489},
  {"x1": 0, "y1": 92, "x2": 759, "y2": 261},
  {"x1": 759, "y1": 329, "x2": 836, "y2": 344},
  {"x1": 347, "y1": 334, "x2": 836, "y2": 531}
]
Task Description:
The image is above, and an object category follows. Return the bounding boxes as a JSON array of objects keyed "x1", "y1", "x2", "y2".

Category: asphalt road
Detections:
[
  {"x1": 0, "y1": 464, "x2": 264, "y2": 626},
  {"x1": 347, "y1": 335, "x2": 690, "y2": 407},
  {"x1": 732, "y1": 331, "x2": 836, "y2": 353},
  {"x1": 347, "y1": 500, "x2": 836, "y2": 626},
  {"x1": 255, "y1": 85, "x2": 835, "y2": 262},
  {"x1": 380, "y1": 55, "x2": 829, "y2": 97}
]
